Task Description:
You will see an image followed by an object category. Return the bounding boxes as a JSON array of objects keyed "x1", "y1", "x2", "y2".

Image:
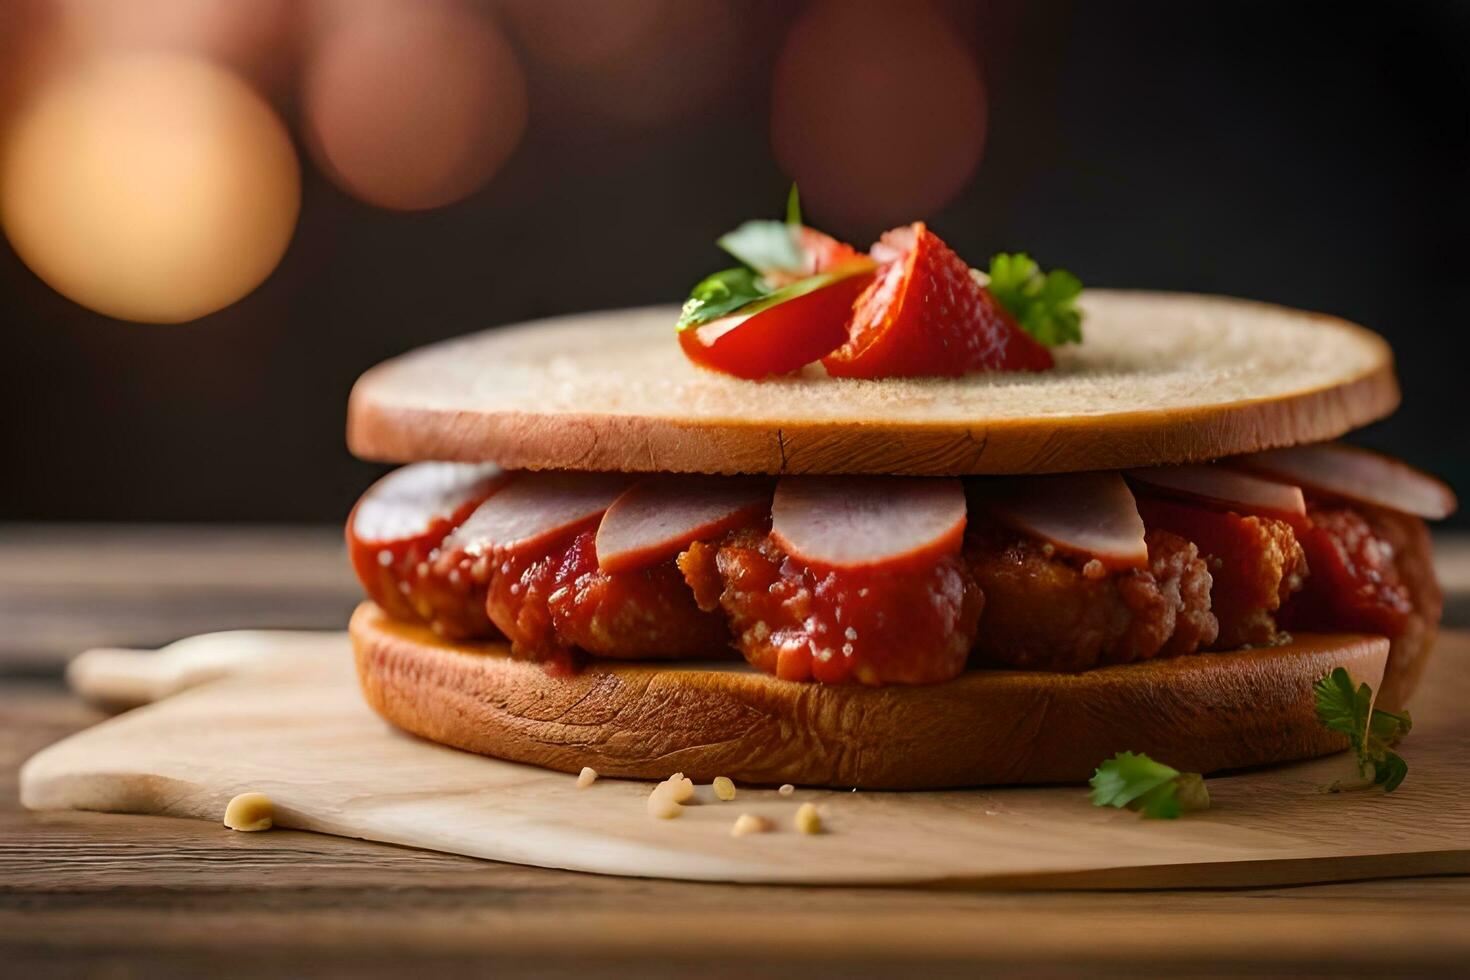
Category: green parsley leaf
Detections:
[
  {"x1": 716, "y1": 185, "x2": 808, "y2": 274},
  {"x1": 1090, "y1": 752, "x2": 1210, "y2": 819},
  {"x1": 986, "y1": 252, "x2": 1084, "y2": 347},
  {"x1": 717, "y1": 221, "x2": 803, "y2": 275},
  {"x1": 1313, "y1": 666, "x2": 1372, "y2": 761},
  {"x1": 1376, "y1": 752, "x2": 1409, "y2": 793},
  {"x1": 1313, "y1": 667, "x2": 1412, "y2": 792},
  {"x1": 1368, "y1": 704, "x2": 1413, "y2": 745},
  {"x1": 677, "y1": 267, "x2": 771, "y2": 329}
]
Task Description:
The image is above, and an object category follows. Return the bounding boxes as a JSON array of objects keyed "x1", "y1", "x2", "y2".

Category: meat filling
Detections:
[
  {"x1": 486, "y1": 528, "x2": 731, "y2": 663},
  {"x1": 356, "y1": 477, "x2": 1436, "y2": 689},
  {"x1": 965, "y1": 520, "x2": 1217, "y2": 671},
  {"x1": 678, "y1": 527, "x2": 983, "y2": 685},
  {"x1": 1136, "y1": 497, "x2": 1307, "y2": 649}
]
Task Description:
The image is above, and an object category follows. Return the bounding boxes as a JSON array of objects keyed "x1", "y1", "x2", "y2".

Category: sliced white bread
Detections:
[{"x1": 348, "y1": 291, "x2": 1397, "y2": 476}]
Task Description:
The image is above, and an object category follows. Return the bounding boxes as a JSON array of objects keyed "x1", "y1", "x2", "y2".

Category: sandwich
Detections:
[{"x1": 343, "y1": 209, "x2": 1455, "y2": 789}]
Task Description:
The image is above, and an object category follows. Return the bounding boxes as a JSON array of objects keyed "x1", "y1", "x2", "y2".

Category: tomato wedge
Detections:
[{"x1": 678, "y1": 261, "x2": 876, "y2": 379}]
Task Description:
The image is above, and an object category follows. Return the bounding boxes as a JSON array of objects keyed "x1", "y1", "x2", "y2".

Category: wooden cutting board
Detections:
[{"x1": 22, "y1": 631, "x2": 1470, "y2": 888}]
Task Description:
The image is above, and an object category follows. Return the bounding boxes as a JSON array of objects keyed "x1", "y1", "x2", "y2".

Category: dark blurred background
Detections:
[{"x1": 3, "y1": 0, "x2": 1467, "y2": 526}]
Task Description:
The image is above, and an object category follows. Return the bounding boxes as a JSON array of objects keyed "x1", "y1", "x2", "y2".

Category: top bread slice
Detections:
[{"x1": 347, "y1": 290, "x2": 1397, "y2": 476}]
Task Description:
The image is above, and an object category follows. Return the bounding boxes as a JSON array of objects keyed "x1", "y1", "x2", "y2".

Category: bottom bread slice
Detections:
[{"x1": 350, "y1": 602, "x2": 1388, "y2": 789}]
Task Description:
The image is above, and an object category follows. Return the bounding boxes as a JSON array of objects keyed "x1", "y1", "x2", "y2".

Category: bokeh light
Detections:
[
  {"x1": 0, "y1": 53, "x2": 301, "y2": 324},
  {"x1": 302, "y1": 0, "x2": 528, "y2": 211},
  {"x1": 772, "y1": 0, "x2": 988, "y2": 232},
  {"x1": 499, "y1": 0, "x2": 663, "y2": 73},
  {"x1": 55, "y1": 0, "x2": 296, "y2": 89},
  {"x1": 502, "y1": 0, "x2": 744, "y2": 130}
]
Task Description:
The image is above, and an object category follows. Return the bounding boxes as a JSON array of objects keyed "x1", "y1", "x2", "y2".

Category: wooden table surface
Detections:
[{"x1": 4, "y1": 524, "x2": 1470, "y2": 978}]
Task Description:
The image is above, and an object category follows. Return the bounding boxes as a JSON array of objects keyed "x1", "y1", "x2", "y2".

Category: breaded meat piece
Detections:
[
  {"x1": 678, "y1": 527, "x2": 982, "y2": 685},
  {"x1": 1136, "y1": 497, "x2": 1307, "y2": 649},
  {"x1": 965, "y1": 520, "x2": 1217, "y2": 671},
  {"x1": 487, "y1": 528, "x2": 731, "y2": 663}
]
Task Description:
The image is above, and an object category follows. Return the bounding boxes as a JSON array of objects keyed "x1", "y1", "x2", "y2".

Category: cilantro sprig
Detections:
[
  {"x1": 1090, "y1": 752, "x2": 1210, "y2": 819},
  {"x1": 1313, "y1": 667, "x2": 1412, "y2": 792},
  {"x1": 986, "y1": 252, "x2": 1084, "y2": 346}
]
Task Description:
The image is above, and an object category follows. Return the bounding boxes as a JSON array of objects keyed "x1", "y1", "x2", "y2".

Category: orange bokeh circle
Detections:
[
  {"x1": 303, "y1": 0, "x2": 528, "y2": 211},
  {"x1": 1, "y1": 53, "x2": 300, "y2": 323}
]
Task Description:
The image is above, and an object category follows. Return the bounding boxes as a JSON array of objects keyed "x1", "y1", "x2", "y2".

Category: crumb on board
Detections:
[
  {"x1": 778, "y1": 783, "x2": 795, "y2": 796},
  {"x1": 647, "y1": 773, "x2": 694, "y2": 819},
  {"x1": 647, "y1": 790, "x2": 681, "y2": 820},
  {"x1": 730, "y1": 813, "x2": 773, "y2": 837},
  {"x1": 794, "y1": 802, "x2": 822, "y2": 835},
  {"x1": 576, "y1": 766, "x2": 598, "y2": 789},
  {"x1": 663, "y1": 772, "x2": 695, "y2": 803},
  {"x1": 223, "y1": 792, "x2": 273, "y2": 832},
  {"x1": 712, "y1": 776, "x2": 736, "y2": 801}
]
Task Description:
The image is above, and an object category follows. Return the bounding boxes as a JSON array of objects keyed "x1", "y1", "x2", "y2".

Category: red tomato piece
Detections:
[
  {"x1": 823, "y1": 222, "x2": 1054, "y2": 378},
  {"x1": 679, "y1": 265, "x2": 875, "y2": 379},
  {"x1": 761, "y1": 226, "x2": 866, "y2": 286}
]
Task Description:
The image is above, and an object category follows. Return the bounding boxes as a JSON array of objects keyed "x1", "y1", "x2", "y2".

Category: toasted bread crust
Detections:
[
  {"x1": 351, "y1": 602, "x2": 1388, "y2": 789},
  {"x1": 347, "y1": 292, "x2": 1398, "y2": 476}
]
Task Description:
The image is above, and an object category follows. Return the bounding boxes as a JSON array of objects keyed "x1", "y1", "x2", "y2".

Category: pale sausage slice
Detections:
[
  {"x1": 350, "y1": 462, "x2": 506, "y2": 544},
  {"x1": 1127, "y1": 464, "x2": 1305, "y2": 521},
  {"x1": 1231, "y1": 443, "x2": 1457, "y2": 520},
  {"x1": 596, "y1": 476, "x2": 772, "y2": 573},
  {"x1": 985, "y1": 472, "x2": 1148, "y2": 570},
  {"x1": 444, "y1": 472, "x2": 631, "y2": 559},
  {"x1": 770, "y1": 476, "x2": 966, "y2": 571}
]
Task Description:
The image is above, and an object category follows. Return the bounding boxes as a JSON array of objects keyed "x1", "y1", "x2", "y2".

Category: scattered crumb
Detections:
[
  {"x1": 647, "y1": 789, "x2": 682, "y2": 820},
  {"x1": 576, "y1": 766, "x2": 598, "y2": 789},
  {"x1": 730, "y1": 813, "x2": 774, "y2": 838},
  {"x1": 1082, "y1": 558, "x2": 1107, "y2": 580},
  {"x1": 794, "y1": 802, "x2": 822, "y2": 835},
  {"x1": 712, "y1": 776, "x2": 736, "y2": 801},
  {"x1": 778, "y1": 783, "x2": 795, "y2": 796},
  {"x1": 647, "y1": 773, "x2": 695, "y2": 819},
  {"x1": 223, "y1": 792, "x2": 273, "y2": 832},
  {"x1": 663, "y1": 772, "x2": 695, "y2": 803}
]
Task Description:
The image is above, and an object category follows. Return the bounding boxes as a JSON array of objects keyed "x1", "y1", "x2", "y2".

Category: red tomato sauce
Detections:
[
  {"x1": 485, "y1": 528, "x2": 729, "y2": 669},
  {"x1": 1281, "y1": 505, "x2": 1412, "y2": 637},
  {"x1": 352, "y1": 494, "x2": 497, "y2": 639},
  {"x1": 699, "y1": 531, "x2": 983, "y2": 685}
]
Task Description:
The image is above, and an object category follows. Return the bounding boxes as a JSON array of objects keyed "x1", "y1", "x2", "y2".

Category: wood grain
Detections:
[
  {"x1": 347, "y1": 294, "x2": 1399, "y2": 476},
  {"x1": 0, "y1": 523, "x2": 359, "y2": 674}
]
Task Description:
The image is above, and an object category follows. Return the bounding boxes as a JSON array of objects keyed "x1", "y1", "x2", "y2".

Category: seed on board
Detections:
[
  {"x1": 576, "y1": 766, "x2": 598, "y2": 789},
  {"x1": 712, "y1": 776, "x2": 736, "y2": 801},
  {"x1": 778, "y1": 783, "x2": 795, "y2": 796},
  {"x1": 730, "y1": 813, "x2": 773, "y2": 837},
  {"x1": 794, "y1": 802, "x2": 822, "y2": 835},
  {"x1": 223, "y1": 792, "x2": 274, "y2": 832}
]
